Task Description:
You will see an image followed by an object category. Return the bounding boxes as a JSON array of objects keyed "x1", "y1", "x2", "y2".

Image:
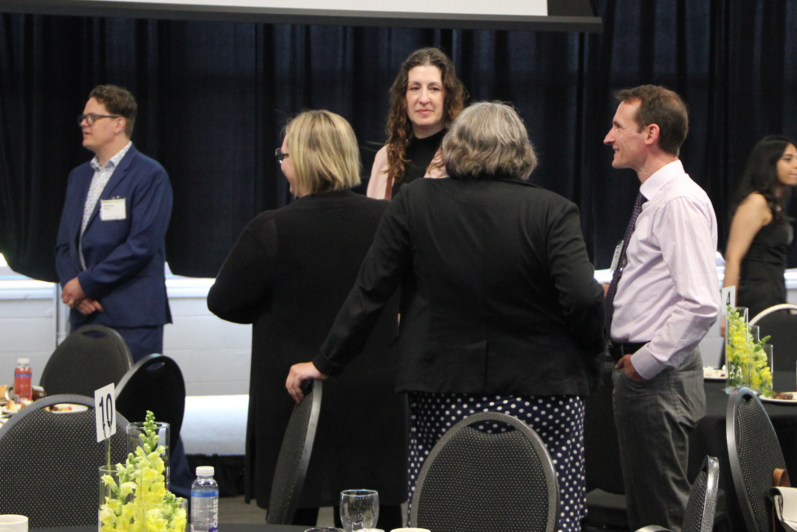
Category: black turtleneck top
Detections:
[{"x1": 392, "y1": 129, "x2": 446, "y2": 197}]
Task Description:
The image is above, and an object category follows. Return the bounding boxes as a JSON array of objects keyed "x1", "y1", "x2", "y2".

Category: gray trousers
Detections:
[{"x1": 612, "y1": 347, "x2": 705, "y2": 532}]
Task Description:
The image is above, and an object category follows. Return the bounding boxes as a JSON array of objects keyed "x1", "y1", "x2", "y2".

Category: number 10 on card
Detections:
[{"x1": 95, "y1": 383, "x2": 116, "y2": 443}]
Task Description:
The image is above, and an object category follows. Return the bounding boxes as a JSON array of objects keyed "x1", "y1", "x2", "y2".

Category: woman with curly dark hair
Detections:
[
  {"x1": 367, "y1": 47, "x2": 467, "y2": 199},
  {"x1": 723, "y1": 135, "x2": 797, "y2": 319}
]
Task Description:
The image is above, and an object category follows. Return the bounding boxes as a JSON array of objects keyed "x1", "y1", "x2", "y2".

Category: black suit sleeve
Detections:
[
  {"x1": 313, "y1": 191, "x2": 412, "y2": 376},
  {"x1": 546, "y1": 201, "x2": 606, "y2": 354},
  {"x1": 207, "y1": 216, "x2": 277, "y2": 324}
]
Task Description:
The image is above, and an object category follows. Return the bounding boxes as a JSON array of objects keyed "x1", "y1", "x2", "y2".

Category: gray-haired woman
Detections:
[{"x1": 287, "y1": 102, "x2": 605, "y2": 532}]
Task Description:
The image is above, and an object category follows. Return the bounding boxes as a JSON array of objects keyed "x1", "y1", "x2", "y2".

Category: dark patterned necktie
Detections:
[{"x1": 605, "y1": 192, "x2": 647, "y2": 336}]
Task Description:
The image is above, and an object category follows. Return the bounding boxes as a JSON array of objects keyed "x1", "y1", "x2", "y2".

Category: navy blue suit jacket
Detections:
[{"x1": 55, "y1": 144, "x2": 173, "y2": 329}]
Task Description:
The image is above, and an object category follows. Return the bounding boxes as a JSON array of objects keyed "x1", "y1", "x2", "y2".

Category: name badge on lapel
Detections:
[
  {"x1": 609, "y1": 241, "x2": 623, "y2": 273},
  {"x1": 100, "y1": 198, "x2": 126, "y2": 221}
]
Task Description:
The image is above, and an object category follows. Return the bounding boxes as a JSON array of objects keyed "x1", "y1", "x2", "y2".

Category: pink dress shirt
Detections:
[{"x1": 611, "y1": 160, "x2": 720, "y2": 379}]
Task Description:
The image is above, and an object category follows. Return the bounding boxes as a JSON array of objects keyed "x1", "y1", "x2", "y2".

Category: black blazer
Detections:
[
  {"x1": 207, "y1": 190, "x2": 407, "y2": 507},
  {"x1": 314, "y1": 176, "x2": 606, "y2": 397}
]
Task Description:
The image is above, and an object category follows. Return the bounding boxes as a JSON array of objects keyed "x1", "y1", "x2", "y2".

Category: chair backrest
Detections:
[
  {"x1": 40, "y1": 324, "x2": 133, "y2": 396},
  {"x1": 0, "y1": 394, "x2": 129, "y2": 528},
  {"x1": 726, "y1": 387, "x2": 787, "y2": 532},
  {"x1": 410, "y1": 412, "x2": 559, "y2": 532},
  {"x1": 749, "y1": 304, "x2": 797, "y2": 372},
  {"x1": 266, "y1": 380, "x2": 323, "y2": 525},
  {"x1": 583, "y1": 357, "x2": 625, "y2": 494},
  {"x1": 115, "y1": 354, "x2": 186, "y2": 451},
  {"x1": 682, "y1": 456, "x2": 720, "y2": 532}
]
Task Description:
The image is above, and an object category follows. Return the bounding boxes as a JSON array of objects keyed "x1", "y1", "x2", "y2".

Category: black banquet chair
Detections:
[
  {"x1": 750, "y1": 304, "x2": 797, "y2": 373},
  {"x1": 115, "y1": 353, "x2": 186, "y2": 452},
  {"x1": 40, "y1": 324, "x2": 133, "y2": 396},
  {"x1": 266, "y1": 379, "x2": 323, "y2": 525},
  {"x1": 0, "y1": 394, "x2": 129, "y2": 528},
  {"x1": 410, "y1": 412, "x2": 559, "y2": 532},
  {"x1": 683, "y1": 456, "x2": 721, "y2": 532},
  {"x1": 636, "y1": 456, "x2": 720, "y2": 532},
  {"x1": 726, "y1": 387, "x2": 787, "y2": 532}
]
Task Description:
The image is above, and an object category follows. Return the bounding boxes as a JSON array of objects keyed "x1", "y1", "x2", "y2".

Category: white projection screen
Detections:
[{"x1": 0, "y1": 0, "x2": 601, "y2": 31}]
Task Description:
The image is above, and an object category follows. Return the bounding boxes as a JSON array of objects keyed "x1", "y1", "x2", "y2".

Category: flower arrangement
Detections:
[
  {"x1": 725, "y1": 305, "x2": 748, "y2": 390},
  {"x1": 750, "y1": 335, "x2": 773, "y2": 397},
  {"x1": 725, "y1": 305, "x2": 773, "y2": 396},
  {"x1": 99, "y1": 411, "x2": 187, "y2": 532}
]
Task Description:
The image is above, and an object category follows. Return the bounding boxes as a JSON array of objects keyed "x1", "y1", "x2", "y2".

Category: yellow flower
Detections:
[
  {"x1": 98, "y1": 412, "x2": 186, "y2": 532},
  {"x1": 102, "y1": 474, "x2": 119, "y2": 490},
  {"x1": 170, "y1": 511, "x2": 187, "y2": 532}
]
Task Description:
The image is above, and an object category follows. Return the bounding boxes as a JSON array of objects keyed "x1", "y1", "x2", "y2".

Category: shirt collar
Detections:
[
  {"x1": 639, "y1": 159, "x2": 684, "y2": 201},
  {"x1": 91, "y1": 141, "x2": 133, "y2": 172}
]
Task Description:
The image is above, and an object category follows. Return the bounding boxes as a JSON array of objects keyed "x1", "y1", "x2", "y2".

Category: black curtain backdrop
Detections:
[{"x1": 1, "y1": 0, "x2": 796, "y2": 281}]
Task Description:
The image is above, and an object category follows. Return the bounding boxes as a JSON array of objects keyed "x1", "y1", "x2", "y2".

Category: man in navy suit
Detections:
[{"x1": 56, "y1": 85, "x2": 172, "y2": 362}]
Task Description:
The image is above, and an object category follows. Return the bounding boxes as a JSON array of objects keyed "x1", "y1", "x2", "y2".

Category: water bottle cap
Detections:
[
  {"x1": 196, "y1": 466, "x2": 214, "y2": 477},
  {"x1": 17, "y1": 358, "x2": 29, "y2": 364}
]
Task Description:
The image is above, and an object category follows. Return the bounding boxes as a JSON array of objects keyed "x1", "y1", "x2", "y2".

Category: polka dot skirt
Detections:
[{"x1": 407, "y1": 392, "x2": 586, "y2": 532}]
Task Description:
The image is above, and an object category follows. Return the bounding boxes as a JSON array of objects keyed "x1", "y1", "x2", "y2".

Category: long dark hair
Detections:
[
  {"x1": 384, "y1": 48, "x2": 467, "y2": 183},
  {"x1": 731, "y1": 135, "x2": 796, "y2": 222}
]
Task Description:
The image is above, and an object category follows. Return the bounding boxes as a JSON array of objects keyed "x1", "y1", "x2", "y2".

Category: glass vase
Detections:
[
  {"x1": 725, "y1": 306, "x2": 751, "y2": 393},
  {"x1": 750, "y1": 343, "x2": 774, "y2": 396},
  {"x1": 98, "y1": 464, "x2": 187, "y2": 532},
  {"x1": 160, "y1": 497, "x2": 188, "y2": 532},
  {"x1": 127, "y1": 421, "x2": 170, "y2": 486},
  {"x1": 99, "y1": 466, "x2": 133, "y2": 532}
]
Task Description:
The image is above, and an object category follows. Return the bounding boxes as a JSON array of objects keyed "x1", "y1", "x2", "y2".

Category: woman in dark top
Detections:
[
  {"x1": 367, "y1": 47, "x2": 467, "y2": 199},
  {"x1": 723, "y1": 135, "x2": 797, "y2": 319},
  {"x1": 288, "y1": 102, "x2": 606, "y2": 532},
  {"x1": 208, "y1": 110, "x2": 407, "y2": 529}
]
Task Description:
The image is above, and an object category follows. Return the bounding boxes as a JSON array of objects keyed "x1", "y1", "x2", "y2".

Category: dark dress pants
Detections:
[{"x1": 613, "y1": 347, "x2": 705, "y2": 532}]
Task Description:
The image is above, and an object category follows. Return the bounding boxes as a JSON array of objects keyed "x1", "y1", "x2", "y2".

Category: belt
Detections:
[{"x1": 607, "y1": 340, "x2": 649, "y2": 362}]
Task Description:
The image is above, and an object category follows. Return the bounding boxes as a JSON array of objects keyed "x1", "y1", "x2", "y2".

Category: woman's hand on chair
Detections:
[{"x1": 286, "y1": 362, "x2": 328, "y2": 403}]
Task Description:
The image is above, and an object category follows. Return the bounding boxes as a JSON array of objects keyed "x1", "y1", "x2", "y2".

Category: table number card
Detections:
[
  {"x1": 721, "y1": 286, "x2": 736, "y2": 315},
  {"x1": 95, "y1": 383, "x2": 116, "y2": 442}
]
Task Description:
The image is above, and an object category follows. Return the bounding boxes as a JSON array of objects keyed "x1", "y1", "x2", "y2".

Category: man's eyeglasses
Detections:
[
  {"x1": 78, "y1": 113, "x2": 120, "y2": 126},
  {"x1": 275, "y1": 148, "x2": 289, "y2": 164}
]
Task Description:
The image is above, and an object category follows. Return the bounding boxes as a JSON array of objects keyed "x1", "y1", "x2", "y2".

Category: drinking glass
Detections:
[{"x1": 340, "y1": 489, "x2": 379, "y2": 532}]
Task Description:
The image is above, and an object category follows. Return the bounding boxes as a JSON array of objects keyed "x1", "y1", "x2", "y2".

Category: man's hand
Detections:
[
  {"x1": 616, "y1": 354, "x2": 647, "y2": 382},
  {"x1": 61, "y1": 277, "x2": 87, "y2": 307},
  {"x1": 76, "y1": 298, "x2": 104, "y2": 315},
  {"x1": 286, "y1": 362, "x2": 328, "y2": 404},
  {"x1": 602, "y1": 282, "x2": 610, "y2": 297}
]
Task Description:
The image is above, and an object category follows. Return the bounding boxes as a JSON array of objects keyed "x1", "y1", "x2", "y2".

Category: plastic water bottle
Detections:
[
  {"x1": 14, "y1": 358, "x2": 32, "y2": 401},
  {"x1": 191, "y1": 466, "x2": 219, "y2": 532}
]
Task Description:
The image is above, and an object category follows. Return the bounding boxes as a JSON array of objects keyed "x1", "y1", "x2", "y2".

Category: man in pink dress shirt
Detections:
[{"x1": 603, "y1": 85, "x2": 720, "y2": 531}]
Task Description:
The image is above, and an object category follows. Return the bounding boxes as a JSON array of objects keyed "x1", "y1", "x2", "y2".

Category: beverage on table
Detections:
[
  {"x1": 191, "y1": 466, "x2": 219, "y2": 532},
  {"x1": 13, "y1": 358, "x2": 32, "y2": 401},
  {"x1": 340, "y1": 490, "x2": 379, "y2": 532}
]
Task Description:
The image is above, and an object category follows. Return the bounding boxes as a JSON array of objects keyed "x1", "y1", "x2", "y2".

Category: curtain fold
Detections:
[{"x1": 1, "y1": 0, "x2": 795, "y2": 280}]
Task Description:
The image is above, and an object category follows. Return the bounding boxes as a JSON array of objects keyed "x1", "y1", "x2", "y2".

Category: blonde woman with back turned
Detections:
[{"x1": 208, "y1": 110, "x2": 407, "y2": 529}]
